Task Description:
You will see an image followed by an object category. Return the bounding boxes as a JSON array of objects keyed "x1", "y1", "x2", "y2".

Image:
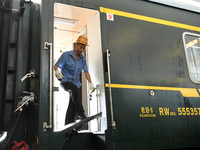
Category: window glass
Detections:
[{"x1": 183, "y1": 32, "x2": 200, "y2": 83}]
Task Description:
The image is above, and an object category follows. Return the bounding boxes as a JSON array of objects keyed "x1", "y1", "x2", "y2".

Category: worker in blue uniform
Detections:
[{"x1": 54, "y1": 35, "x2": 95, "y2": 125}]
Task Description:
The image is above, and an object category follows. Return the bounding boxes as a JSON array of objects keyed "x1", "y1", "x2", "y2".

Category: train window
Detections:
[{"x1": 183, "y1": 32, "x2": 200, "y2": 83}]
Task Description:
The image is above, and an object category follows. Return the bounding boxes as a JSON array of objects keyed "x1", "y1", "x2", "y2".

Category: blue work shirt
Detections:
[{"x1": 55, "y1": 50, "x2": 88, "y2": 88}]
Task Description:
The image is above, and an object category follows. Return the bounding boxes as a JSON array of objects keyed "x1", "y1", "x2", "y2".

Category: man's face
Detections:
[{"x1": 75, "y1": 43, "x2": 86, "y2": 55}]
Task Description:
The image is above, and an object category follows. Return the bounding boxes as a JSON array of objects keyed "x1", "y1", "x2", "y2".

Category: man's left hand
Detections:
[{"x1": 90, "y1": 83, "x2": 95, "y2": 93}]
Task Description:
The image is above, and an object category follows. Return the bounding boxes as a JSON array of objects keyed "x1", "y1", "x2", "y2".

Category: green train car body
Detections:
[{"x1": 1, "y1": 0, "x2": 200, "y2": 150}]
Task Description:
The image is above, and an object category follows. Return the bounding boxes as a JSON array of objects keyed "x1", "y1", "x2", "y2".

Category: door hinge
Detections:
[
  {"x1": 43, "y1": 122, "x2": 52, "y2": 131},
  {"x1": 44, "y1": 42, "x2": 52, "y2": 50}
]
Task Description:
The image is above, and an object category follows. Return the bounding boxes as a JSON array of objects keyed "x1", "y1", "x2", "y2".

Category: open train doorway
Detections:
[{"x1": 53, "y1": 3, "x2": 106, "y2": 133}]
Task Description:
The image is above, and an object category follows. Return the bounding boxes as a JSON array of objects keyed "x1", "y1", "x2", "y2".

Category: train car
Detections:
[{"x1": 1, "y1": 0, "x2": 200, "y2": 149}]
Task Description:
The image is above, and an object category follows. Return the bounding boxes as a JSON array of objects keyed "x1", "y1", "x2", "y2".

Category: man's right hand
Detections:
[{"x1": 55, "y1": 70, "x2": 63, "y2": 80}]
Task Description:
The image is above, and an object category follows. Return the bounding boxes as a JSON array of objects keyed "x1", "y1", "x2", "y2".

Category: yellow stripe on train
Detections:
[
  {"x1": 100, "y1": 7, "x2": 200, "y2": 32},
  {"x1": 105, "y1": 83, "x2": 200, "y2": 97}
]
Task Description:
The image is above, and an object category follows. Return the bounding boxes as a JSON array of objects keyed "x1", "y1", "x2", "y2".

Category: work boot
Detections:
[
  {"x1": 76, "y1": 123, "x2": 87, "y2": 131},
  {"x1": 75, "y1": 113, "x2": 87, "y2": 131}
]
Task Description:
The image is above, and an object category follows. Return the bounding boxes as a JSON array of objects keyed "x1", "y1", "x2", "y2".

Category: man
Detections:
[{"x1": 54, "y1": 35, "x2": 95, "y2": 125}]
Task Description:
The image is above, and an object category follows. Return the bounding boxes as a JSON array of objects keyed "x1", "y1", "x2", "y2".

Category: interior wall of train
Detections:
[{"x1": 53, "y1": 3, "x2": 106, "y2": 132}]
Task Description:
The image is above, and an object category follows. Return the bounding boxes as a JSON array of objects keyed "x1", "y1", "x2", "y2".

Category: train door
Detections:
[{"x1": 53, "y1": 3, "x2": 106, "y2": 133}]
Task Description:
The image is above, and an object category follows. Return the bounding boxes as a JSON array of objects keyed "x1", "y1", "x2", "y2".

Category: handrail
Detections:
[
  {"x1": 106, "y1": 49, "x2": 116, "y2": 129},
  {"x1": 43, "y1": 42, "x2": 53, "y2": 131}
]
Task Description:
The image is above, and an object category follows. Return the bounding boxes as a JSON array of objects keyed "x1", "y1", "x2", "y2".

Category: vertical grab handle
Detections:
[
  {"x1": 43, "y1": 42, "x2": 53, "y2": 131},
  {"x1": 106, "y1": 49, "x2": 116, "y2": 129}
]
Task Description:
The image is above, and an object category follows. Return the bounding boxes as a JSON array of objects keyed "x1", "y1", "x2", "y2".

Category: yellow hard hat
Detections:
[{"x1": 76, "y1": 35, "x2": 89, "y2": 46}]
